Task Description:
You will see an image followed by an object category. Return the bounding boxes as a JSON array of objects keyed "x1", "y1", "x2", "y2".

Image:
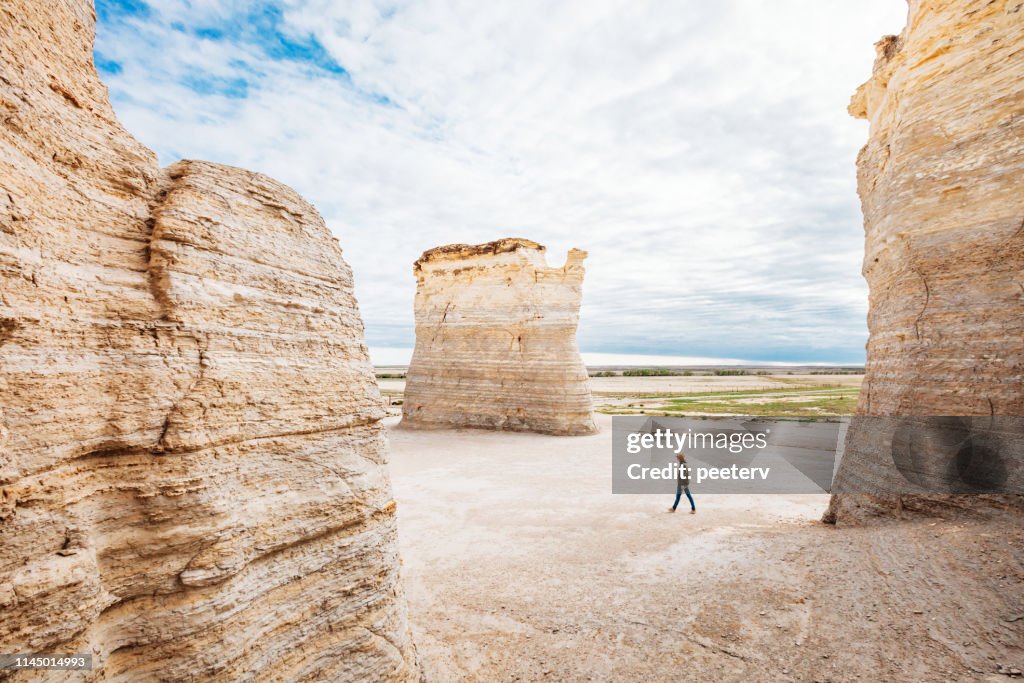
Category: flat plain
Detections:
[{"x1": 379, "y1": 371, "x2": 865, "y2": 418}]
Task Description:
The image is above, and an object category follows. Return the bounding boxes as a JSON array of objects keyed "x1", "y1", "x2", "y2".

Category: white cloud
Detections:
[{"x1": 95, "y1": 0, "x2": 907, "y2": 362}]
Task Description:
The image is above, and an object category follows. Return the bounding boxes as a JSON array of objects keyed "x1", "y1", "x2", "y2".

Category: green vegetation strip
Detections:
[
  {"x1": 592, "y1": 385, "x2": 857, "y2": 400},
  {"x1": 597, "y1": 386, "x2": 860, "y2": 417},
  {"x1": 653, "y1": 396, "x2": 857, "y2": 417}
]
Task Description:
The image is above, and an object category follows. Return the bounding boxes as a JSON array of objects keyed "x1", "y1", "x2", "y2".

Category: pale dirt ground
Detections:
[
  {"x1": 388, "y1": 413, "x2": 1024, "y2": 683},
  {"x1": 377, "y1": 374, "x2": 864, "y2": 398}
]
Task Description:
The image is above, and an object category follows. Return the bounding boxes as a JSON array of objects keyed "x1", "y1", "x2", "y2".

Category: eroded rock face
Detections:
[
  {"x1": 0, "y1": 1, "x2": 417, "y2": 679},
  {"x1": 401, "y1": 238, "x2": 597, "y2": 435},
  {"x1": 826, "y1": 0, "x2": 1024, "y2": 523}
]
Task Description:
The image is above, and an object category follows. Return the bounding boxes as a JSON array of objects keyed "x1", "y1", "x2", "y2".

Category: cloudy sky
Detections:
[{"x1": 94, "y1": 0, "x2": 906, "y2": 364}]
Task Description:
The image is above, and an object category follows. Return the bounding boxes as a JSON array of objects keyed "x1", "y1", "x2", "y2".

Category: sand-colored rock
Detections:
[
  {"x1": 401, "y1": 239, "x2": 596, "y2": 435},
  {"x1": 827, "y1": 0, "x2": 1024, "y2": 523},
  {"x1": 0, "y1": 1, "x2": 417, "y2": 679}
]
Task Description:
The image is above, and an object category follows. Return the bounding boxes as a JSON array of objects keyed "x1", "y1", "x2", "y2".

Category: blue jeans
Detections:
[{"x1": 672, "y1": 480, "x2": 695, "y2": 511}]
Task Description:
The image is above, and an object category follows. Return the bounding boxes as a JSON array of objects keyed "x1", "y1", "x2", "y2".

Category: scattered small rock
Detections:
[{"x1": 996, "y1": 664, "x2": 1023, "y2": 677}]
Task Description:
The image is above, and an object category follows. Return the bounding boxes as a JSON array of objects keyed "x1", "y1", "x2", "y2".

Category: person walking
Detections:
[{"x1": 667, "y1": 452, "x2": 695, "y2": 514}]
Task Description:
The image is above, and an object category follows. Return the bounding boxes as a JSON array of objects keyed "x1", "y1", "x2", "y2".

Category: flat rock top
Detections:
[{"x1": 414, "y1": 237, "x2": 545, "y2": 268}]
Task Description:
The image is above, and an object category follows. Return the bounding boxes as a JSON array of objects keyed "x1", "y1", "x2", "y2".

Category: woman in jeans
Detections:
[{"x1": 667, "y1": 452, "x2": 695, "y2": 514}]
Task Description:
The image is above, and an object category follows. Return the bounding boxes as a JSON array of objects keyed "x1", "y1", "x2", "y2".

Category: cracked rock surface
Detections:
[{"x1": 0, "y1": 1, "x2": 417, "y2": 679}]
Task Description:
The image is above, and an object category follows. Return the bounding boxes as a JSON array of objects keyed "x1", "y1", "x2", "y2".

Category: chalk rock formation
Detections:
[
  {"x1": 0, "y1": 1, "x2": 417, "y2": 679},
  {"x1": 401, "y1": 239, "x2": 597, "y2": 435},
  {"x1": 826, "y1": 0, "x2": 1024, "y2": 523}
]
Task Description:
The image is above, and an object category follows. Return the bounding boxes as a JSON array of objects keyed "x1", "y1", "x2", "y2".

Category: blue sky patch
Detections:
[
  {"x1": 97, "y1": 1, "x2": 396, "y2": 108},
  {"x1": 195, "y1": 26, "x2": 226, "y2": 41},
  {"x1": 95, "y1": 53, "x2": 123, "y2": 76},
  {"x1": 95, "y1": 0, "x2": 152, "y2": 24},
  {"x1": 249, "y1": 5, "x2": 349, "y2": 76},
  {"x1": 180, "y1": 3, "x2": 351, "y2": 78},
  {"x1": 180, "y1": 74, "x2": 250, "y2": 99}
]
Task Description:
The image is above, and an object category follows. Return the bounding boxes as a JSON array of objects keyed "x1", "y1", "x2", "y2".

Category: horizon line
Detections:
[{"x1": 368, "y1": 347, "x2": 864, "y2": 368}]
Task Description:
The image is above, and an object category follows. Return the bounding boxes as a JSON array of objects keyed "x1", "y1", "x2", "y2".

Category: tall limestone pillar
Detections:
[
  {"x1": 402, "y1": 238, "x2": 597, "y2": 436},
  {"x1": 826, "y1": 0, "x2": 1024, "y2": 523}
]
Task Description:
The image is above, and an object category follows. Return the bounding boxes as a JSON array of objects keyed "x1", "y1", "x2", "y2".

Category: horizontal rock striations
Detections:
[
  {"x1": 826, "y1": 0, "x2": 1024, "y2": 523},
  {"x1": 401, "y1": 239, "x2": 597, "y2": 435},
  {"x1": 0, "y1": 0, "x2": 417, "y2": 679}
]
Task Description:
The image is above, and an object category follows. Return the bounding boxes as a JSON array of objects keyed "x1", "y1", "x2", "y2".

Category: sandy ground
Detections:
[{"x1": 389, "y1": 413, "x2": 1024, "y2": 682}]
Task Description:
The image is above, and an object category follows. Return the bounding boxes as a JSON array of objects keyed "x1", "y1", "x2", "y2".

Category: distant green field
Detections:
[{"x1": 597, "y1": 385, "x2": 860, "y2": 417}]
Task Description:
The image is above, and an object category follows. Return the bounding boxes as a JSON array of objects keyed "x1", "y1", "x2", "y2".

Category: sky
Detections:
[{"x1": 93, "y1": 0, "x2": 907, "y2": 365}]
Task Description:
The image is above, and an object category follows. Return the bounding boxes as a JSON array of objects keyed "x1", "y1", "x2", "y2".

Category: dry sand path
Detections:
[{"x1": 389, "y1": 414, "x2": 1023, "y2": 682}]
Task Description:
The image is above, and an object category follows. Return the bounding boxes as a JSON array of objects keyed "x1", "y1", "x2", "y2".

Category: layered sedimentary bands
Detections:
[
  {"x1": 401, "y1": 239, "x2": 596, "y2": 435},
  {"x1": 0, "y1": 1, "x2": 417, "y2": 679},
  {"x1": 827, "y1": 0, "x2": 1024, "y2": 523}
]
